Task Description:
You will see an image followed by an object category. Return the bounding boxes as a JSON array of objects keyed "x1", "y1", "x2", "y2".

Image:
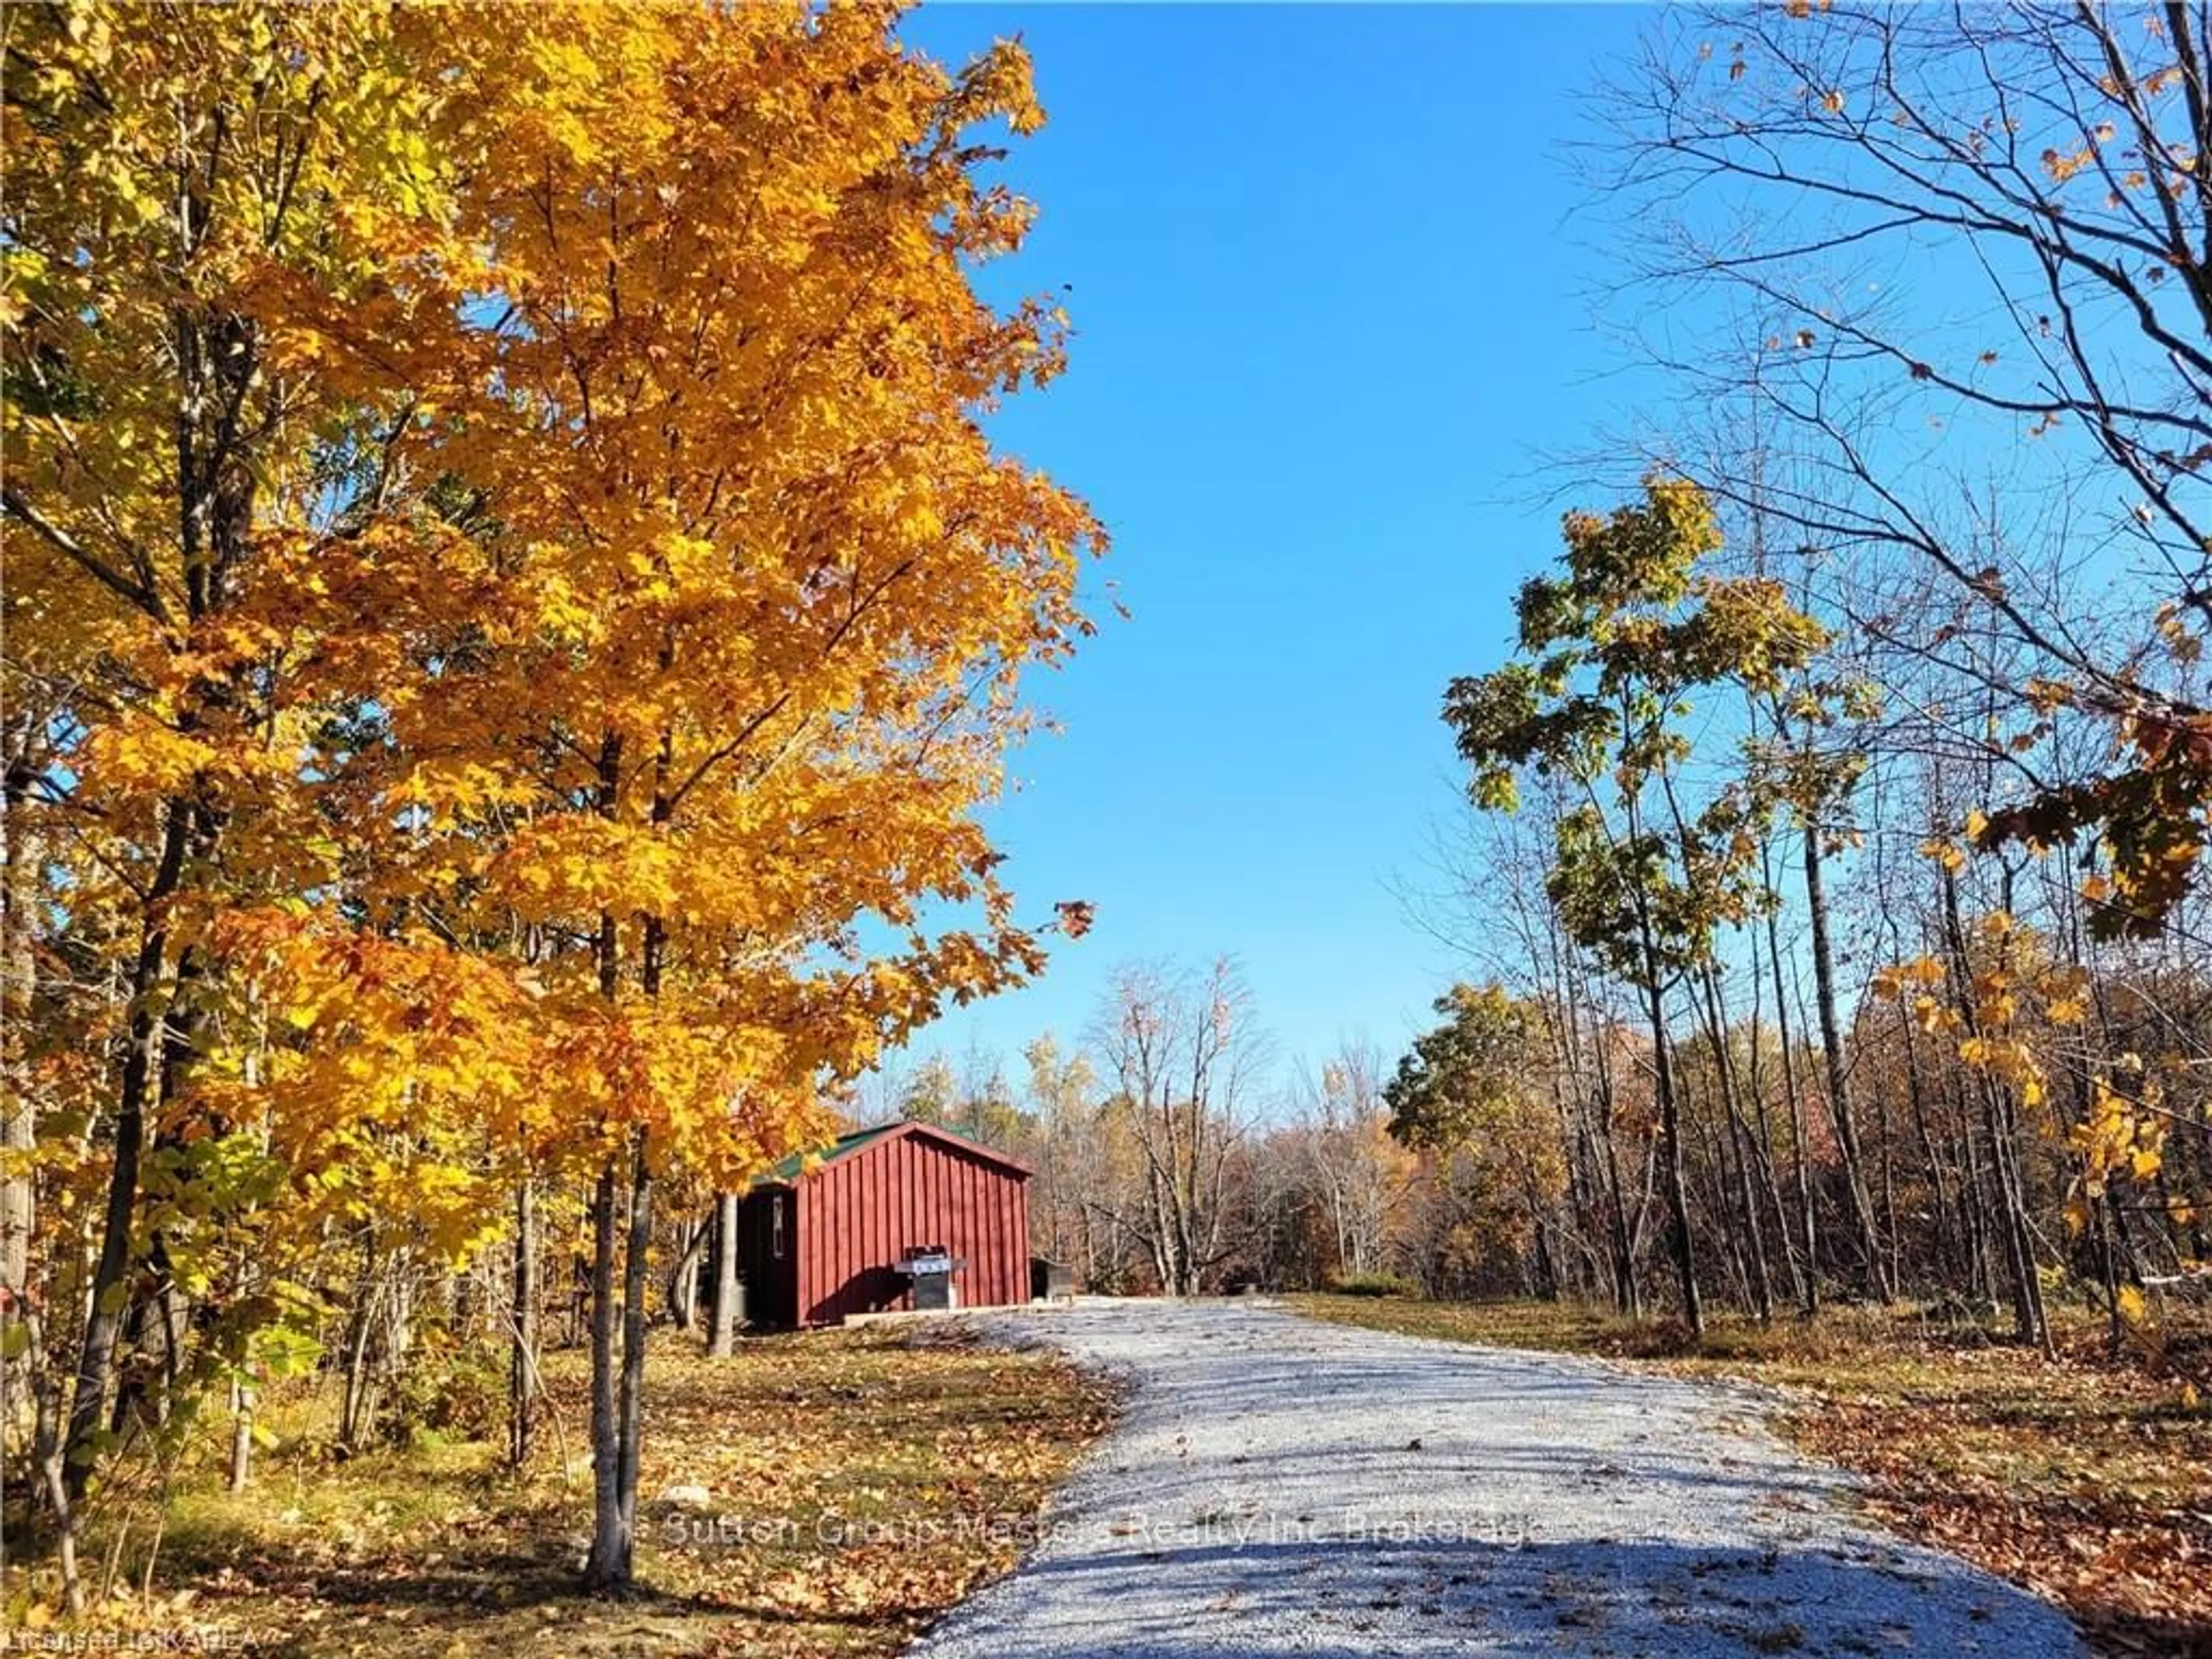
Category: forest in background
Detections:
[{"x1": 891, "y1": 4, "x2": 2212, "y2": 1372}]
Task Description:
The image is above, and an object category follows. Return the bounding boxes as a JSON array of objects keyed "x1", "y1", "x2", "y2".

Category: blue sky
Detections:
[{"x1": 895, "y1": 4, "x2": 1663, "y2": 1093}]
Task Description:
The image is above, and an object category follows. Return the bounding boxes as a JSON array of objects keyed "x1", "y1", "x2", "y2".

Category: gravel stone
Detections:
[{"x1": 910, "y1": 1298, "x2": 2086, "y2": 1659}]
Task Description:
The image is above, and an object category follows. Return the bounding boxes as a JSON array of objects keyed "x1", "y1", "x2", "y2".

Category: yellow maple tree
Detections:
[{"x1": 6, "y1": 0, "x2": 1100, "y2": 1598}]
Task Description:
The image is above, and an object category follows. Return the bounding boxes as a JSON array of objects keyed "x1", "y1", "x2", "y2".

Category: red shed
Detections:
[{"x1": 737, "y1": 1122, "x2": 1033, "y2": 1328}]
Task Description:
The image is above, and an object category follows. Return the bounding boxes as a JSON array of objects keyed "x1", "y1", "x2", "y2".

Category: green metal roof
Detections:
[{"x1": 753, "y1": 1123, "x2": 896, "y2": 1187}]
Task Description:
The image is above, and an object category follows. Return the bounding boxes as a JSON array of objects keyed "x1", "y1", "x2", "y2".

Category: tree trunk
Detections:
[
  {"x1": 1590, "y1": 1023, "x2": 1641, "y2": 1319},
  {"x1": 28, "y1": 1310, "x2": 84, "y2": 1615},
  {"x1": 664, "y1": 1215, "x2": 706, "y2": 1331},
  {"x1": 1761, "y1": 881, "x2": 1819, "y2": 1313},
  {"x1": 707, "y1": 1191, "x2": 740, "y2": 1357},
  {"x1": 2, "y1": 740, "x2": 39, "y2": 1319},
  {"x1": 1804, "y1": 828, "x2": 1891, "y2": 1300},
  {"x1": 1950, "y1": 1064, "x2": 1998, "y2": 1304},
  {"x1": 1742, "y1": 996, "x2": 1805, "y2": 1312},
  {"x1": 227, "y1": 1377, "x2": 254, "y2": 1493},
  {"x1": 508, "y1": 1179, "x2": 538, "y2": 1469},
  {"x1": 582, "y1": 1158, "x2": 625, "y2": 1589},
  {"x1": 0, "y1": 726, "x2": 37, "y2": 1512},
  {"x1": 1642, "y1": 974, "x2": 1703, "y2": 1336},
  {"x1": 616, "y1": 1131, "x2": 652, "y2": 1564},
  {"x1": 582, "y1": 722, "x2": 637, "y2": 1588},
  {"x1": 65, "y1": 803, "x2": 190, "y2": 1497},
  {"x1": 1617, "y1": 772, "x2": 1702, "y2": 1336},
  {"x1": 339, "y1": 1251, "x2": 385, "y2": 1452},
  {"x1": 1700, "y1": 966, "x2": 1773, "y2": 1321},
  {"x1": 584, "y1": 1128, "x2": 654, "y2": 1591}
]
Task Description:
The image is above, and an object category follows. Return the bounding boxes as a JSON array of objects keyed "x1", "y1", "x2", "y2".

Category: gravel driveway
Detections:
[{"x1": 911, "y1": 1298, "x2": 2086, "y2": 1659}]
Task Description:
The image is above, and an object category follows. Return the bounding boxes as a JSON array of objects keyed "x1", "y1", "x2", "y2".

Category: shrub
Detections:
[{"x1": 385, "y1": 1348, "x2": 506, "y2": 1447}]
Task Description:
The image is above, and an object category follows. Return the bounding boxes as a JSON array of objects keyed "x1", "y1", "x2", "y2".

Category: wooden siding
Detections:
[{"x1": 793, "y1": 1128, "x2": 1031, "y2": 1326}]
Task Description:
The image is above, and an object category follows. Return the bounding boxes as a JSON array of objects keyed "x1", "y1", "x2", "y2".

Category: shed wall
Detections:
[{"x1": 796, "y1": 1132, "x2": 1031, "y2": 1325}]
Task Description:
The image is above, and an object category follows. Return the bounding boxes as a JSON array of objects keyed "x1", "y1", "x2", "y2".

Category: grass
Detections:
[
  {"x1": 7, "y1": 1321, "x2": 1120, "y2": 1658},
  {"x1": 1289, "y1": 1292, "x2": 2212, "y2": 1659}
]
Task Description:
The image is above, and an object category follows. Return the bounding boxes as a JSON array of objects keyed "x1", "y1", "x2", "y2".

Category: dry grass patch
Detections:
[
  {"x1": 7, "y1": 1320, "x2": 1119, "y2": 1658},
  {"x1": 1289, "y1": 1293, "x2": 2210, "y2": 1659}
]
